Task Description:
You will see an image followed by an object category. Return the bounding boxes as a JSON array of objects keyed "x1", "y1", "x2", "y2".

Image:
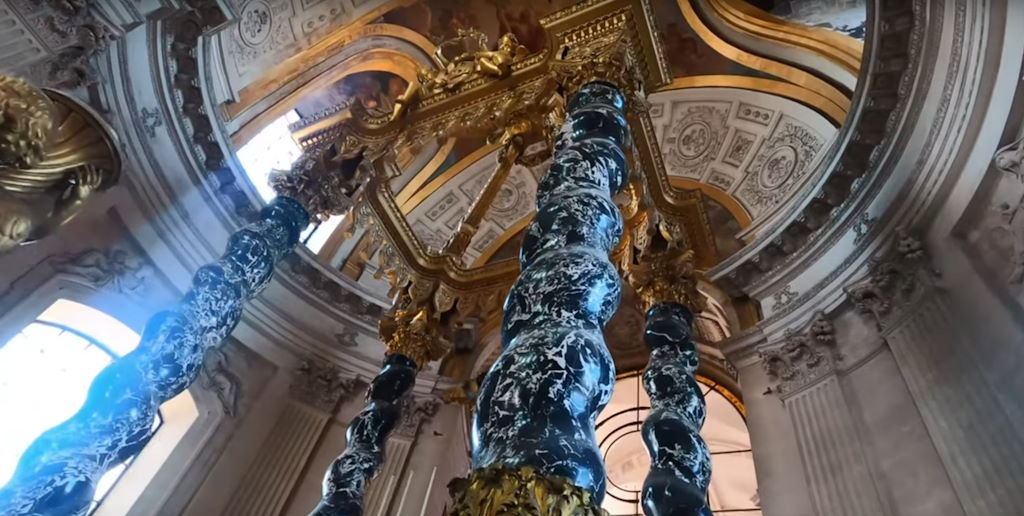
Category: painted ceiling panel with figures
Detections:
[{"x1": 755, "y1": 0, "x2": 867, "y2": 40}]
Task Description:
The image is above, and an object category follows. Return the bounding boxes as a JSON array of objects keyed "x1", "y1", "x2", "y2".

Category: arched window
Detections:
[
  {"x1": 598, "y1": 372, "x2": 760, "y2": 515},
  {"x1": 0, "y1": 299, "x2": 196, "y2": 514},
  {"x1": 236, "y1": 110, "x2": 346, "y2": 253}
]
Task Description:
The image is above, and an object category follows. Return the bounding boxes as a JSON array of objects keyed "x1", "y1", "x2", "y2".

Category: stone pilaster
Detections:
[
  {"x1": 0, "y1": 197, "x2": 308, "y2": 514},
  {"x1": 222, "y1": 358, "x2": 358, "y2": 516},
  {"x1": 312, "y1": 306, "x2": 448, "y2": 515},
  {"x1": 757, "y1": 311, "x2": 886, "y2": 516},
  {"x1": 363, "y1": 397, "x2": 439, "y2": 515},
  {"x1": 847, "y1": 236, "x2": 1024, "y2": 515},
  {"x1": 451, "y1": 81, "x2": 629, "y2": 512}
]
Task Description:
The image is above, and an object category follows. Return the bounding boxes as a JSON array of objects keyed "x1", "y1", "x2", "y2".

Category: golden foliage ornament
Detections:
[{"x1": 446, "y1": 465, "x2": 609, "y2": 516}]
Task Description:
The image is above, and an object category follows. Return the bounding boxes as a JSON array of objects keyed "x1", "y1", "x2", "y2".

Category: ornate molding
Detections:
[
  {"x1": 995, "y1": 135, "x2": 1024, "y2": 181},
  {"x1": 288, "y1": 357, "x2": 360, "y2": 413},
  {"x1": 163, "y1": 6, "x2": 258, "y2": 222},
  {"x1": 770, "y1": 285, "x2": 799, "y2": 311},
  {"x1": 0, "y1": 1, "x2": 120, "y2": 88},
  {"x1": 51, "y1": 246, "x2": 153, "y2": 296},
  {"x1": 280, "y1": 252, "x2": 386, "y2": 324},
  {"x1": 845, "y1": 234, "x2": 938, "y2": 329},
  {"x1": 392, "y1": 395, "x2": 440, "y2": 439},
  {"x1": 757, "y1": 311, "x2": 838, "y2": 395},
  {"x1": 711, "y1": 0, "x2": 925, "y2": 296}
]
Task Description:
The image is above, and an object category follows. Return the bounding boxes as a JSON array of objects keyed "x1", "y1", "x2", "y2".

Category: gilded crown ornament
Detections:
[{"x1": 0, "y1": 74, "x2": 121, "y2": 253}]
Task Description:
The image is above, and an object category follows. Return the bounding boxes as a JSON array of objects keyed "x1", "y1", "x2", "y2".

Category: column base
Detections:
[{"x1": 446, "y1": 465, "x2": 608, "y2": 516}]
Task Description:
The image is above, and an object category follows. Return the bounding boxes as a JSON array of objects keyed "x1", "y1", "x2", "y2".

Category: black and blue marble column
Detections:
[
  {"x1": 469, "y1": 81, "x2": 629, "y2": 503},
  {"x1": 641, "y1": 303, "x2": 712, "y2": 516},
  {"x1": 0, "y1": 197, "x2": 308, "y2": 516},
  {"x1": 312, "y1": 307, "x2": 446, "y2": 516},
  {"x1": 310, "y1": 353, "x2": 417, "y2": 515}
]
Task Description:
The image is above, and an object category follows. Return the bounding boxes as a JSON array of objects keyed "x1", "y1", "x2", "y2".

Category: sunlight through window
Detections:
[
  {"x1": 236, "y1": 110, "x2": 303, "y2": 201},
  {"x1": 0, "y1": 300, "x2": 158, "y2": 514}
]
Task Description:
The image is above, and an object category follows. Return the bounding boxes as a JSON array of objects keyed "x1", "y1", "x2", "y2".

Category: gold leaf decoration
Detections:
[{"x1": 447, "y1": 465, "x2": 608, "y2": 516}]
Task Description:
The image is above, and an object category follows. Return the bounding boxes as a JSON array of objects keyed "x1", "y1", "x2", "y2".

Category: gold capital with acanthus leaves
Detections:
[
  {"x1": 379, "y1": 306, "x2": 451, "y2": 369},
  {"x1": 624, "y1": 246, "x2": 706, "y2": 314},
  {"x1": 446, "y1": 465, "x2": 608, "y2": 516}
]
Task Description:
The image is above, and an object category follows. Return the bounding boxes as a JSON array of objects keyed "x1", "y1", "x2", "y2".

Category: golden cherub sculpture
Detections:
[
  {"x1": 0, "y1": 75, "x2": 120, "y2": 253},
  {"x1": 390, "y1": 31, "x2": 528, "y2": 121}
]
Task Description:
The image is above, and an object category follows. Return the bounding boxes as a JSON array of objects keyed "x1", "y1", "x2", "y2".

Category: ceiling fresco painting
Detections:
[
  {"x1": 752, "y1": 0, "x2": 867, "y2": 39},
  {"x1": 292, "y1": 71, "x2": 409, "y2": 120},
  {"x1": 651, "y1": 0, "x2": 760, "y2": 78}
]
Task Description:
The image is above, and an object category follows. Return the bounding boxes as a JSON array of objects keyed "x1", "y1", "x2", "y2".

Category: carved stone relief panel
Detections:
[
  {"x1": 288, "y1": 356, "x2": 361, "y2": 413},
  {"x1": 0, "y1": 0, "x2": 122, "y2": 88},
  {"x1": 757, "y1": 311, "x2": 838, "y2": 395},
  {"x1": 736, "y1": 116, "x2": 825, "y2": 216},
  {"x1": 964, "y1": 137, "x2": 1024, "y2": 309},
  {"x1": 648, "y1": 87, "x2": 836, "y2": 231},
  {"x1": 661, "y1": 101, "x2": 731, "y2": 179},
  {"x1": 845, "y1": 234, "x2": 936, "y2": 330},
  {"x1": 222, "y1": 0, "x2": 393, "y2": 94},
  {"x1": 393, "y1": 395, "x2": 440, "y2": 439}
]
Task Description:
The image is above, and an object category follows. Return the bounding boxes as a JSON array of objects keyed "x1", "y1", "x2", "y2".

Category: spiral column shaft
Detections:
[
  {"x1": 454, "y1": 82, "x2": 629, "y2": 512},
  {"x1": 312, "y1": 306, "x2": 447, "y2": 516},
  {"x1": 0, "y1": 197, "x2": 309, "y2": 515},
  {"x1": 641, "y1": 303, "x2": 712, "y2": 516},
  {"x1": 311, "y1": 354, "x2": 418, "y2": 516}
]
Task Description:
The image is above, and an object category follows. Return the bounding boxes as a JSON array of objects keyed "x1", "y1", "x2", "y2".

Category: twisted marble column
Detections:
[
  {"x1": 450, "y1": 81, "x2": 629, "y2": 513},
  {"x1": 0, "y1": 197, "x2": 309, "y2": 515},
  {"x1": 641, "y1": 302, "x2": 712, "y2": 516},
  {"x1": 312, "y1": 307, "x2": 448, "y2": 515}
]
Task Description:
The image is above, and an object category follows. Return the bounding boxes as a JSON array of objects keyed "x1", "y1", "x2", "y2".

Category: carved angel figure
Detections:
[
  {"x1": 390, "y1": 31, "x2": 528, "y2": 121},
  {"x1": 0, "y1": 75, "x2": 120, "y2": 253}
]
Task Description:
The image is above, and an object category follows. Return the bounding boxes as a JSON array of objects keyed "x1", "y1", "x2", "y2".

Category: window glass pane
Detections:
[
  {"x1": 0, "y1": 300, "x2": 157, "y2": 514},
  {"x1": 598, "y1": 374, "x2": 759, "y2": 515},
  {"x1": 236, "y1": 111, "x2": 304, "y2": 202}
]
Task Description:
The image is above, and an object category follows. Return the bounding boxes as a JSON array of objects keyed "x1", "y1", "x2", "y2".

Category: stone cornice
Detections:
[
  {"x1": 709, "y1": 0, "x2": 927, "y2": 298},
  {"x1": 720, "y1": 0, "x2": 1011, "y2": 341}
]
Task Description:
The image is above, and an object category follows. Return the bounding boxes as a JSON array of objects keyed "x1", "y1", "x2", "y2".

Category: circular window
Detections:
[{"x1": 598, "y1": 373, "x2": 761, "y2": 515}]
